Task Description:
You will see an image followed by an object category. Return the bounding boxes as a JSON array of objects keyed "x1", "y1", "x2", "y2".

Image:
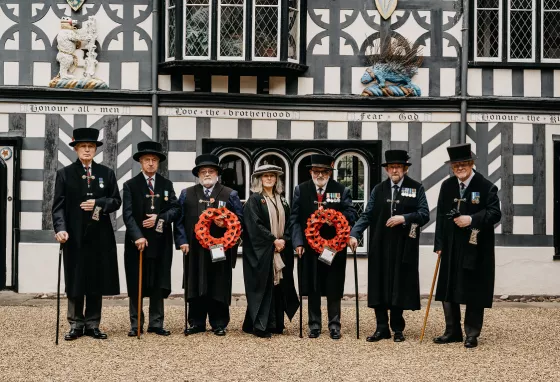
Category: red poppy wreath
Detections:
[
  {"x1": 304, "y1": 209, "x2": 350, "y2": 253},
  {"x1": 195, "y1": 207, "x2": 242, "y2": 250}
]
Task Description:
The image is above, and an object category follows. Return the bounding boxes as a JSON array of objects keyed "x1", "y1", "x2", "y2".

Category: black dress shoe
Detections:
[
  {"x1": 64, "y1": 328, "x2": 84, "y2": 341},
  {"x1": 308, "y1": 329, "x2": 320, "y2": 339},
  {"x1": 147, "y1": 327, "x2": 171, "y2": 336},
  {"x1": 184, "y1": 326, "x2": 206, "y2": 335},
  {"x1": 366, "y1": 331, "x2": 391, "y2": 342},
  {"x1": 213, "y1": 327, "x2": 226, "y2": 336},
  {"x1": 393, "y1": 332, "x2": 405, "y2": 342},
  {"x1": 128, "y1": 328, "x2": 144, "y2": 337},
  {"x1": 253, "y1": 329, "x2": 272, "y2": 338},
  {"x1": 464, "y1": 336, "x2": 478, "y2": 348},
  {"x1": 84, "y1": 328, "x2": 108, "y2": 339},
  {"x1": 329, "y1": 329, "x2": 341, "y2": 340},
  {"x1": 433, "y1": 333, "x2": 463, "y2": 344}
]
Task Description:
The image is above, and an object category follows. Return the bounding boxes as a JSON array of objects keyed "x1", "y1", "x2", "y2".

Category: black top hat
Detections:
[
  {"x1": 381, "y1": 150, "x2": 412, "y2": 167},
  {"x1": 69, "y1": 128, "x2": 103, "y2": 147},
  {"x1": 192, "y1": 154, "x2": 222, "y2": 177},
  {"x1": 446, "y1": 143, "x2": 477, "y2": 163},
  {"x1": 133, "y1": 141, "x2": 167, "y2": 162},
  {"x1": 306, "y1": 154, "x2": 335, "y2": 169}
]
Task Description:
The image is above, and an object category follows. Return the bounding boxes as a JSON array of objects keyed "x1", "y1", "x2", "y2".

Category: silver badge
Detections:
[
  {"x1": 92, "y1": 206, "x2": 102, "y2": 221},
  {"x1": 469, "y1": 229, "x2": 480, "y2": 245}
]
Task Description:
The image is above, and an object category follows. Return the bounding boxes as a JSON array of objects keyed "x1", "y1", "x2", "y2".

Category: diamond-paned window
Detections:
[
  {"x1": 542, "y1": 0, "x2": 560, "y2": 60},
  {"x1": 185, "y1": 0, "x2": 211, "y2": 58},
  {"x1": 219, "y1": 0, "x2": 245, "y2": 59},
  {"x1": 475, "y1": 0, "x2": 501, "y2": 60},
  {"x1": 288, "y1": 0, "x2": 299, "y2": 61},
  {"x1": 253, "y1": 0, "x2": 280, "y2": 59},
  {"x1": 509, "y1": 0, "x2": 535, "y2": 61},
  {"x1": 166, "y1": 0, "x2": 177, "y2": 59}
]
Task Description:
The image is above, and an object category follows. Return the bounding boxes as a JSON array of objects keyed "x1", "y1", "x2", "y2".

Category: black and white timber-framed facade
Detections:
[{"x1": 0, "y1": 0, "x2": 559, "y2": 295}]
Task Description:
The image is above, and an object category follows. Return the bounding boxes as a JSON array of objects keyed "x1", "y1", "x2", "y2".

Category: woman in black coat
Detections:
[{"x1": 242, "y1": 164, "x2": 299, "y2": 338}]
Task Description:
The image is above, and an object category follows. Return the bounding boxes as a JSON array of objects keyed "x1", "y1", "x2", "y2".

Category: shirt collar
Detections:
[
  {"x1": 458, "y1": 170, "x2": 475, "y2": 188},
  {"x1": 391, "y1": 177, "x2": 405, "y2": 189},
  {"x1": 143, "y1": 172, "x2": 156, "y2": 182},
  {"x1": 204, "y1": 185, "x2": 215, "y2": 195},
  {"x1": 315, "y1": 179, "x2": 329, "y2": 194}
]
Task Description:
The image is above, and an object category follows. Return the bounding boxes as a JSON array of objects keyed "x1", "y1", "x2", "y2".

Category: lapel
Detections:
[
  {"x1": 153, "y1": 173, "x2": 165, "y2": 198},
  {"x1": 210, "y1": 183, "x2": 224, "y2": 203},
  {"x1": 72, "y1": 159, "x2": 90, "y2": 199},
  {"x1": 194, "y1": 184, "x2": 206, "y2": 216},
  {"x1": 258, "y1": 193, "x2": 272, "y2": 230}
]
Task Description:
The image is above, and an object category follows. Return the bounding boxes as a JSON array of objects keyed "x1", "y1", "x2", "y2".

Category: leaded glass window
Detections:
[
  {"x1": 474, "y1": 0, "x2": 501, "y2": 61},
  {"x1": 542, "y1": 0, "x2": 560, "y2": 61},
  {"x1": 166, "y1": 0, "x2": 177, "y2": 59},
  {"x1": 253, "y1": 0, "x2": 280, "y2": 59},
  {"x1": 184, "y1": 0, "x2": 211, "y2": 58},
  {"x1": 508, "y1": 0, "x2": 535, "y2": 61},
  {"x1": 218, "y1": 0, "x2": 245, "y2": 59},
  {"x1": 288, "y1": 0, "x2": 299, "y2": 61}
]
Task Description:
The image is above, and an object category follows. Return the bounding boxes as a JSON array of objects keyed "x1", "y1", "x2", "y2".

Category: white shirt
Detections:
[
  {"x1": 391, "y1": 177, "x2": 405, "y2": 199},
  {"x1": 458, "y1": 170, "x2": 475, "y2": 189},
  {"x1": 203, "y1": 185, "x2": 215, "y2": 197},
  {"x1": 143, "y1": 172, "x2": 156, "y2": 189}
]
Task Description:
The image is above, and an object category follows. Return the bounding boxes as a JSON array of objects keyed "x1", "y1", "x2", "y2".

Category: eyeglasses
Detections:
[
  {"x1": 199, "y1": 170, "x2": 217, "y2": 175},
  {"x1": 451, "y1": 161, "x2": 472, "y2": 169},
  {"x1": 311, "y1": 170, "x2": 331, "y2": 176}
]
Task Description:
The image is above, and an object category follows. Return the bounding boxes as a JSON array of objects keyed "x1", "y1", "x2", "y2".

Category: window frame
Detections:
[
  {"x1": 217, "y1": 0, "x2": 247, "y2": 61},
  {"x1": 183, "y1": 0, "x2": 212, "y2": 60},
  {"x1": 287, "y1": 0, "x2": 300, "y2": 63},
  {"x1": 541, "y1": 0, "x2": 560, "y2": 63},
  {"x1": 254, "y1": 151, "x2": 291, "y2": 202},
  {"x1": 165, "y1": 0, "x2": 177, "y2": 61},
  {"x1": 507, "y1": 0, "x2": 536, "y2": 63},
  {"x1": 473, "y1": 0, "x2": 503, "y2": 62},
  {"x1": 218, "y1": 150, "x2": 251, "y2": 202},
  {"x1": 251, "y1": 0, "x2": 281, "y2": 62}
]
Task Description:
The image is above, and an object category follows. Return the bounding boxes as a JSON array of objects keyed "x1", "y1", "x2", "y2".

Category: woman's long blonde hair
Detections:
[{"x1": 250, "y1": 173, "x2": 284, "y2": 195}]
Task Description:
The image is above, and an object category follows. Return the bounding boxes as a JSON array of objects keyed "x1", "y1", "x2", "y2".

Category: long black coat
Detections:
[
  {"x1": 434, "y1": 171, "x2": 501, "y2": 308},
  {"x1": 123, "y1": 172, "x2": 181, "y2": 299},
  {"x1": 174, "y1": 183, "x2": 244, "y2": 305},
  {"x1": 289, "y1": 179, "x2": 358, "y2": 299},
  {"x1": 242, "y1": 192, "x2": 299, "y2": 332},
  {"x1": 52, "y1": 159, "x2": 121, "y2": 297},
  {"x1": 350, "y1": 176, "x2": 430, "y2": 310}
]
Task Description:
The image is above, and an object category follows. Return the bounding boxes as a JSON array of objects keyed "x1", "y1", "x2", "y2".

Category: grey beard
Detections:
[
  {"x1": 199, "y1": 178, "x2": 218, "y2": 188},
  {"x1": 312, "y1": 177, "x2": 329, "y2": 188}
]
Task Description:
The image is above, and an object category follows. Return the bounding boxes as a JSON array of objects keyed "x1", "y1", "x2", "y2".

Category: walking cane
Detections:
[
  {"x1": 420, "y1": 253, "x2": 441, "y2": 343},
  {"x1": 352, "y1": 247, "x2": 360, "y2": 340},
  {"x1": 183, "y1": 250, "x2": 189, "y2": 335},
  {"x1": 55, "y1": 243, "x2": 63, "y2": 345},
  {"x1": 297, "y1": 253, "x2": 303, "y2": 339},
  {"x1": 137, "y1": 249, "x2": 144, "y2": 339}
]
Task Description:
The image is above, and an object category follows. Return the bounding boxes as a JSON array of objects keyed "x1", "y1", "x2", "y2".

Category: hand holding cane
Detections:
[
  {"x1": 55, "y1": 243, "x2": 64, "y2": 345},
  {"x1": 352, "y1": 247, "x2": 360, "y2": 340},
  {"x1": 420, "y1": 252, "x2": 441, "y2": 343},
  {"x1": 137, "y1": 249, "x2": 144, "y2": 339}
]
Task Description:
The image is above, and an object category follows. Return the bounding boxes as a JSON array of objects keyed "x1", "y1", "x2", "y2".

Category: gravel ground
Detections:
[{"x1": 0, "y1": 303, "x2": 559, "y2": 382}]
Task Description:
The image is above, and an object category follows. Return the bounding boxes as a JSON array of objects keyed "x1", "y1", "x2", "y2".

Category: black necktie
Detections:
[
  {"x1": 460, "y1": 182, "x2": 466, "y2": 197},
  {"x1": 205, "y1": 188, "x2": 211, "y2": 199},
  {"x1": 392, "y1": 185, "x2": 399, "y2": 200}
]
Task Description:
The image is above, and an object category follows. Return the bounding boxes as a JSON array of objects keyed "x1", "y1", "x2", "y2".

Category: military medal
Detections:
[
  {"x1": 471, "y1": 192, "x2": 480, "y2": 204},
  {"x1": 99, "y1": 177, "x2": 104, "y2": 189},
  {"x1": 164, "y1": 190, "x2": 168, "y2": 201},
  {"x1": 218, "y1": 201, "x2": 227, "y2": 208},
  {"x1": 412, "y1": 188, "x2": 416, "y2": 198}
]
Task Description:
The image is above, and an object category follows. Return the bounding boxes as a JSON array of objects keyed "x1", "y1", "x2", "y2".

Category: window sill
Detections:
[
  {"x1": 159, "y1": 60, "x2": 308, "y2": 76},
  {"x1": 469, "y1": 61, "x2": 560, "y2": 69}
]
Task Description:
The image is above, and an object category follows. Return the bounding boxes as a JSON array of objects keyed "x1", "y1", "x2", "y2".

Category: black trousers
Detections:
[
  {"x1": 188, "y1": 296, "x2": 230, "y2": 329},
  {"x1": 67, "y1": 295, "x2": 102, "y2": 330},
  {"x1": 442, "y1": 302, "x2": 485, "y2": 338},
  {"x1": 308, "y1": 290, "x2": 341, "y2": 331},
  {"x1": 128, "y1": 288, "x2": 164, "y2": 330},
  {"x1": 374, "y1": 307, "x2": 405, "y2": 333}
]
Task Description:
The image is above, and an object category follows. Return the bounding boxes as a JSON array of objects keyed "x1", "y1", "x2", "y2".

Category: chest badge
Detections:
[
  {"x1": 471, "y1": 192, "x2": 480, "y2": 204},
  {"x1": 164, "y1": 190, "x2": 169, "y2": 201},
  {"x1": 99, "y1": 177, "x2": 104, "y2": 189}
]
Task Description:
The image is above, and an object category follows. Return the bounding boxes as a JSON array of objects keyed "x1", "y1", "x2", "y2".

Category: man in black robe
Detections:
[
  {"x1": 349, "y1": 150, "x2": 429, "y2": 343},
  {"x1": 123, "y1": 141, "x2": 181, "y2": 336},
  {"x1": 52, "y1": 128, "x2": 121, "y2": 341},
  {"x1": 289, "y1": 154, "x2": 358, "y2": 340},
  {"x1": 433, "y1": 143, "x2": 501, "y2": 348},
  {"x1": 174, "y1": 154, "x2": 243, "y2": 336}
]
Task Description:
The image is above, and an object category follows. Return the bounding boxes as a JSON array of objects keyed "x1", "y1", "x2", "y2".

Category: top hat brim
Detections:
[
  {"x1": 133, "y1": 150, "x2": 167, "y2": 162},
  {"x1": 192, "y1": 163, "x2": 223, "y2": 177},
  {"x1": 445, "y1": 154, "x2": 478, "y2": 164},
  {"x1": 69, "y1": 140, "x2": 103, "y2": 147},
  {"x1": 381, "y1": 161, "x2": 412, "y2": 167}
]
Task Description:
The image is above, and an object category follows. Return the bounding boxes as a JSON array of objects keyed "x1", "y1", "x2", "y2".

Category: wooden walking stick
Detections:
[
  {"x1": 297, "y1": 253, "x2": 303, "y2": 339},
  {"x1": 183, "y1": 250, "x2": 189, "y2": 335},
  {"x1": 55, "y1": 243, "x2": 63, "y2": 345},
  {"x1": 137, "y1": 249, "x2": 144, "y2": 339},
  {"x1": 352, "y1": 247, "x2": 360, "y2": 340},
  {"x1": 420, "y1": 252, "x2": 441, "y2": 343}
]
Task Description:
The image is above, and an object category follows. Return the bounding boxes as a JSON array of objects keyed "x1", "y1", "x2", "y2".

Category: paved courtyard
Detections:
[{"x1": 0, "y1": 293, "x2": 559, "y2": 381}]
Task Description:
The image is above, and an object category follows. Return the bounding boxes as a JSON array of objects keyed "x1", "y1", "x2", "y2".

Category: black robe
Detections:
[
  {"x1": 289, "y1": 179, "x2": 358, "y2": 299},
  {"x1": 174, "y1": 183, "x2": 244, "y2": 305},
  {"x1": 52, "y1": 159, "x2": 121, "y2": 297},
  {"x1": 434, "y1": 171, "x2": 502, "y2": 308},
  {"x1": 123, "y1": 172, "x2": 181, "y2": 299},
  {"x1": 242, "y1": 192, "x2": 299, "y2": 333},
  {"x1": 350, "y1": 176, "x2": 430, "y2": 310}
]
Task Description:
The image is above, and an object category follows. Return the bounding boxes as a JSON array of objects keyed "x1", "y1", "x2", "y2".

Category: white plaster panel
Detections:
[
  {"x1": 168, "y1": 117, "x2": 197, "y2": 140},
  {"x1": 117, "y1": 120, "x2": 132, "y2": 143},
  {"x1": 361, "y1": 122, "x2": 378, "y2": 140},
  {"x1": 423, "y1": 177, "x2": 447, "y2": 232},
  {"x1": 312, "y1": 36, "x2": 329, "y2": 55},
  {"x1": 391, "y1": 123, "x2": 408, "y2": 141},
  {"x1": 440, "y1": 68, "x2": 456, "y2": 96},
  {"x1": 391, "y1": 11, "x2": 431, "y2": 54},
  {"x1": 545, "y1": 125, "x2": 560, "y2": 234},
  {"x1": 513, "y1": 216, "x2": 533, "y2": 235},
  {"x1": 493, "y1": 69, "x2": 513, "y2": 97},
  {"x1": 340, "y1": 10, "x2": 376, "y2": 52},
  {"x1": 513, "y1": 186, "x2": 533, "y2": 205},
  {"x1": 183, "y1": 75, "x2": 195, "y2": 91},
  {"x1": 352, "y1": 67, "x2": 368, "y2": 95},
  {"x1": 158, "y1": 75, "x2": 171, "y2": 91},
  {"x1": 141, "y1": 120, "x2": 152, "y2": 139},
  {"x1": 414, "y1": 68, "x2": 430, "y2": 97},
  {"x1": 31, "y1": 8, "x2": 60, "y2": 45},
  {"x1": 269, "y1": 77, "x2": 286, "y2": 95},
  {"x1": 523, "y1": 70, "x2": 541, "y2": 98},
  {"x1": 327, "y1": 122, "x2": 348, "y2": 140},
  {"x1": 136, "y1": 10, "x2": 153, "y2": 39},
  {"x1": 211, "y1": 76, "x2": 228, "y2": 93},
  {"x1": 290, "y1": 121, "x2": 314, "y2": 139},
  {"x1": 21, "y1": 150, "x2": 44, "y2": 170},
  {"x1": 442, "y1": 12, "x2": 462, "y2": 56},
  {"x1": 488, "y1": 133, "x2": 501, "y2": 153},
  {"x1": 468, "y1": 68, "x2": 482, "y2": 96},
  {"x1": 307, "y1": 10, "x2": 328, "y2": 54},
  {"x1": 32, "y1": 62, "x2": 50, "y2": 87},
  {"x1": 421, "y1": 123, "x2": 448, "y2": 144},
  {"x1": 240, "y1": 76, "x2": 257, "y2": 94},
  {"x1": 117, "y1": 169, "x2": 132, "y2": 191},
  {"x1": 117, "y1": 144, "x2": 132, "y2": 168},
  {"x1": 324, "y1": 67, "x2": 341, "y2": 94},
  {"x1": 168, "y1": 152, "x2": 197, "y2": 171},
  {"x1": 210, "y1": 118, "x2": 238, "y2": 138},
  {"x1": 512, "y1": 123, "x2": 533, "y2": 144},
  {"x1": 4, "y1": 31, "x2": 18, "y2": 50},
  {"x1": 90, "y1": 6, "x2": 120, "y2": 47},
  {"x1": 252, "y1": 120, "x2": 278, "y2": 139},
  {"x1": 421, "y1": 140, "x2": 450, "y2": 180},
  {"x1": 339, "y1": 37, "x2": 354, "y2": 56},
  {"x1": 488, "y1": 156, "x2": 501, "y2": 176},
  {"x1": 133, "y1": 31, "x2": 149, "y2": 51},
  {"x1": 0, "y1": 5, "x2": 17, "y2": 45},
  {"x1": 466, "y1": 134, "x2": 476, "y2": 155},
  {"x1": 96, "y1": 63, "x2": 110, "y2": 87},
  {"x1": 3, "y1": 62, "x2": 19, "y2": 85},
  {"x1": 21, "y1": 181, "x2": 43, "y2": 200},
  {"x1": 121, "y1": 63, "x2": 139, "y2": 90},
  {"x1": 555, "y1": 70, "x2": 560, "y2": 97},
  {"x1": 298, "y1": 77, "x2": 313, "y2": 95},
  {"x1": 58, "y1": 151, "x2": 72, "y2": 167},
  {"x1": 513, "y1": 155, "x2": 533, "y2": 174},
  {"x1": 19, "y1": 213, "x2": 42, "y2": 230},
  {"x1": 108, "y1": 31, "x2": 124, "y2": 50},
  {"x1": 0, "y1": 114, "x2": 8, "y2": 132}
]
